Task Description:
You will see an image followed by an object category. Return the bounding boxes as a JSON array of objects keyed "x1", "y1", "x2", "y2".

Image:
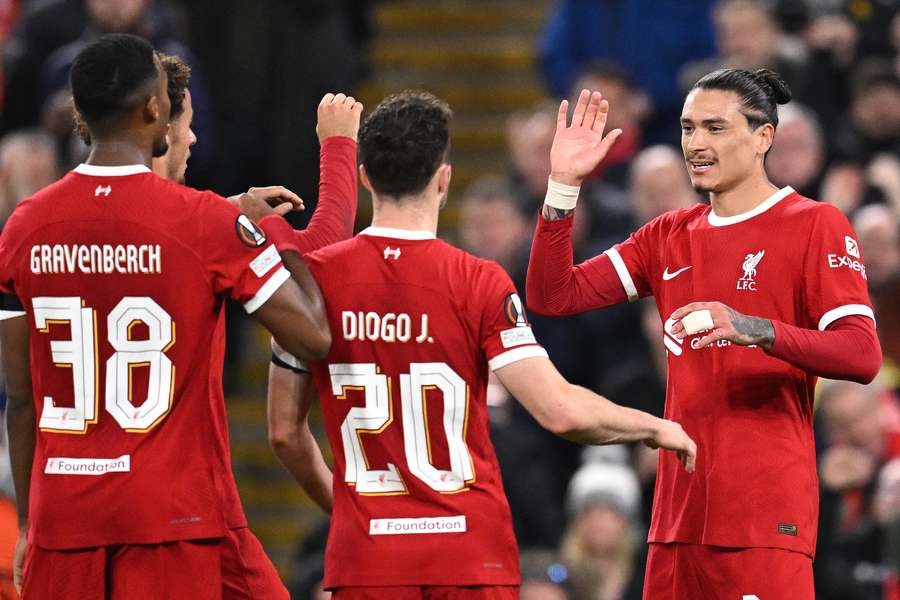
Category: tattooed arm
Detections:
[
  {"x1": 667, "y1": 303, "x2": 880, "y2": 382},
  {"x1": 668, "y1": 301, "x2": 776, "y2": 349},
  {"x1": 541, "y1": 205, "x2": 575, "y2": 221}
]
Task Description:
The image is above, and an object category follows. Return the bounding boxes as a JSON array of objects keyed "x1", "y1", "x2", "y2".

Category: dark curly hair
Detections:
[
  {"x1": 359, "y1": 90, "x2": 452, "y2": 198},
  {"x1": 691, "y1": 68, "x2": 792, "y2": 130}
]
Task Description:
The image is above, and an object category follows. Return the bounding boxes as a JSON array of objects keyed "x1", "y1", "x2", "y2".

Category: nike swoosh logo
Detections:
[{"x1": 662, "y1": 266, "x2": 692, "y2": 281}]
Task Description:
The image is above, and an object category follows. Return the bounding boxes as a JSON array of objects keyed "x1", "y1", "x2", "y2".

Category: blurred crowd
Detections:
[{"x1": 0, "y1": 1, "x2": 898, "y2": 599}]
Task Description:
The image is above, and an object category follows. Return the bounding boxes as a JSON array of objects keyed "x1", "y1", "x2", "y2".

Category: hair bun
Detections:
[{"x1": 752, "y1": 69, "x2": 792, "y2": 104}]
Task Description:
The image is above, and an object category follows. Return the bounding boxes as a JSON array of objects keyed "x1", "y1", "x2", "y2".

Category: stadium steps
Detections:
[{"x1": 228, "y1": 0, "x2": 553, "y2": 580}]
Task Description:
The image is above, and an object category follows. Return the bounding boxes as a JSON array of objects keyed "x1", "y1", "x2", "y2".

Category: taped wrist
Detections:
[{"x1": 543, "y1": 177, "x2": 581, "y2": 211}]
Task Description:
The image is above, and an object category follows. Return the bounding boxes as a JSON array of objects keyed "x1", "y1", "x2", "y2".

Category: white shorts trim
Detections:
[
  {"x1": 818, "y1": 304, "x2": 875, "y2": 331},
  {"x1": 488, "y1": 346, "x2": 548, "y2": 371},
  {"x1": 603, "y1": 248, "x2": 638, "y2": 301},
  {"x1": 243, "y1": 267, "x2": 290, "y2": 314}
]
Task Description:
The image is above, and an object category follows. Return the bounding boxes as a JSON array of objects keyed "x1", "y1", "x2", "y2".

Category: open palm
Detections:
[{"x1": 549, "y1": 90, "x2": 623, "y2": 186}]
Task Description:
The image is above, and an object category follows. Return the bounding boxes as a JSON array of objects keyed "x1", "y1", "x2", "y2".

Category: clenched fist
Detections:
[{"x1": 317, "y1": 93, "x2": 364, "y2": 142}]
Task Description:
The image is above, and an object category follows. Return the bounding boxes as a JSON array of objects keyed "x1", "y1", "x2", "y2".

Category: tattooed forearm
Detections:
[
  {"x1": 542, "y1": 205, "x2": 575, "y2": 221},
  {"x1": 727, "y1": 307, "x2": 775, "y2": 349}
]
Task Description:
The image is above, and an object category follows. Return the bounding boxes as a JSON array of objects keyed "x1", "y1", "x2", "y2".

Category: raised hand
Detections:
[
  {"x1": 316, "y1": 93, "x2": 364, "y2": 142},
  {"x1": 549, "y1": 89, "x2": 623, "y2": 187}
]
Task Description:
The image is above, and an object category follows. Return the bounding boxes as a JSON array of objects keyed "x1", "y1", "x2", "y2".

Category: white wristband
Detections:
[
  {"x1": 544, "y1": 177, "x2": 581, "y2": 211},
  {"x1": 681, "y1": 310, "x2": 715, "y2": 335}
]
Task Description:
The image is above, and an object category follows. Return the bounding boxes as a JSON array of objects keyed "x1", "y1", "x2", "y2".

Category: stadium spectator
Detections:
[
  {"x1": 681, "y1": 0, "x2": 808, "y2": 101},
  {"x1": 816, "y1": 377, "x2": 900, "y2": 600},
  {"x1": 561, "y1": 452, "x2": 643, "y2": 600},
  {"x1": 539, "y1": 0, "x2": 716, "y2": 144},
  {"x1": 458, "y1": 176, "x2": 529, "y2": 273},
  {"x1": 628, "y1": 145, "x2": 700, "y2": 226},
  {"x1": 528, "y1": 71, "x2": 881, "y2": 598},
  {"x1": 853, "y1": 204, "x2": 900, "y2": 293},
  {"x1": 766, "y1": 102, "x2": 827, "y2": 198},
  {"x1": 0, "y1": 130, "x2": 59, "y2": 228}
]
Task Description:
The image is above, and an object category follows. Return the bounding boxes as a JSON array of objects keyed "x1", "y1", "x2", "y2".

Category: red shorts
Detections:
[
  {"x1": 643, "y1": 542, "x2": 814, "y2": 600},
  {"x1": 332, "y1": 586, "x2": 519, "y2": 600},
  {"x1": 21, "y1": 527, "x2": 287, "y2": 600}
]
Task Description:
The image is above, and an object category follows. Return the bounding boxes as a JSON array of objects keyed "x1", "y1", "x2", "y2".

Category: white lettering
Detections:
[
  {"x1": 30, "y1": 246, "x2": 40, "y2": 273},
  {"x1": 380, "y1": 313, "x2": 396, "y2": 342},
  {"x1": 27, "y1": 245, "x2": 162, "y2": 275},
  {"x1": 342, "y1": 311, "x2": 357, "y2": 341},
  {"x1": 341, "y1": 311, "x2": 429, "y2": 344},
  {"x1": 415, "y1": 314, "x2": 429, "y2": 343},
  {"x1": 396, "y1": 314, "x2": 411, "y2": 342}
]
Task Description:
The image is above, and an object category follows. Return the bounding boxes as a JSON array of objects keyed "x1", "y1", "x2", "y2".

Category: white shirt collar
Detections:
[
  {"x1": 73, "y1": 164, "x2": 152, "y2": 176},
  {"x1": 359, "y1": 226, "x2": 436, "y2": 240},
  {"x1": 707, "y1": 186, "x2": 795, "y2": 226}
]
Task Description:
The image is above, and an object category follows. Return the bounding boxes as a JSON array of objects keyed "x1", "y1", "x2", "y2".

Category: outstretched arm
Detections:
[
  {"x1": 267, "y1": 363, "x2": 333, "y2": 513},
  {"x1": 526, "y1": 90, "x2": 632, "y2": 315},
  {"x1": 495, "y1": 356, "x2": 696, "y2": 472},
  {"x1": 292, "y1": 93, "x2": 362, "y2": 254}
]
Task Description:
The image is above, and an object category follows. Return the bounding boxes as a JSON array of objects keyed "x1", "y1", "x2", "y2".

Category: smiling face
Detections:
[{"x1": 680, "y1": 88, "x2": 773, "y2": 194}]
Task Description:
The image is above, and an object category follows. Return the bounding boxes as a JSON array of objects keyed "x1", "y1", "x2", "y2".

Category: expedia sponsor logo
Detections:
[
  {"x1": 235, "y1": 214, "x2": 267, "y2": 248},
  {"x1": 827, "y1": 253, "x2": 867, "y2": 280}
]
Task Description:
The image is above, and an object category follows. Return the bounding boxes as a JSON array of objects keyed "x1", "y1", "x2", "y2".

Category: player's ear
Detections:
[
  {"x1": 756, "y1": 122, "x2": 775, "y2": 156},
  {"x1": 359, "y1": 165, "x2": 374, "y2": 193},
  {"x1": 144, "y1": 94, "x2": 161, "y2": 125},
  {"x1": 436, "y1": 164, "x2": 452, "y2": 195}
]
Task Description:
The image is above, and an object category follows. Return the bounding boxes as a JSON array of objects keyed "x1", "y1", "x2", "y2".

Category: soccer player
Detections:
[
  {"x1": 0, "y1": 33, "x2": 332, "y2": 599},
  {"x1": 527, "y1": 69, "x2": 883, "y2": 599},
  {"x1": 266, "y1": 90, "x2": 697, "y2": 599}
]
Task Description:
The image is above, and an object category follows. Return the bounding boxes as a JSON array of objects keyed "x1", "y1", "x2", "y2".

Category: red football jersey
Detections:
[
  {"x1": 604, "y1": 187, "x2": 874, "y2": 558},
  {"x1": 0, "y1": 164, "x2": 291, "y2": 549},
  {"x1": 304, "y1": 226, "x2": 547, "y2": 588}
]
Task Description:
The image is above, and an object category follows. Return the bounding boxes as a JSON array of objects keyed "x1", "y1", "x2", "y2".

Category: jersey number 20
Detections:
[
  {"x1": 331, "y1": 362, "x2": 474, "y2": 495},
  {"x1": 33, "y1": 296, "x2": 174, "y2": 434}
]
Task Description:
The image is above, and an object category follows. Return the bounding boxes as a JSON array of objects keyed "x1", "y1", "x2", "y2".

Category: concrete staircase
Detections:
[{"x1": 229, "y1": 0, "x2": 553, "y2": 580}]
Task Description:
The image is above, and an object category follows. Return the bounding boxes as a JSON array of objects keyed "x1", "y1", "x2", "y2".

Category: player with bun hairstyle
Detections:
[{"x1": 528, "y1": 68, "x2": 881, "y2": 598}]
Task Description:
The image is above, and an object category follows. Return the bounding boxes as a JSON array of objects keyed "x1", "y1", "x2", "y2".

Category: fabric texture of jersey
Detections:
[
  {"x1": 603, "y1": 187, "x2": 873, "y2": 557},
  {"x1": 305, "y1": 227, "x2": 546, "y2": 588},
  {"x1": 0, "y1": 164, "x2": 290, "y2": 549}
]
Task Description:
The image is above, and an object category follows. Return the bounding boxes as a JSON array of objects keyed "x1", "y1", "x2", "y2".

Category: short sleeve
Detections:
[
  {"x1": 802, "y1": 206, "x2": 875, "y2": 330},
  {"x1": 197, "y1": 192, "x2": 290, "y2": 314},
  {"x1": 477, "y1": 261, "x2": 548, "y2": 371},
  {"x1": 0, "y1": 208, "x2": 26, "y2": 320},
  {"x1": 604, "y1": 214, "x2": 669, "y2": 301}
]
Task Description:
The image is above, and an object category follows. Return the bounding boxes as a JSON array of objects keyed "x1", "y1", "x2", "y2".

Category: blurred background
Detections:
[{"x1": 0, "y1": 1, "x2": 898, "y2": 599}]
